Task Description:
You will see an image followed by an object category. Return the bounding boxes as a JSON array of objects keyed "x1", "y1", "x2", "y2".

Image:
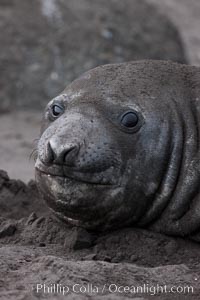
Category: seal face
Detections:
[{"x1": 35, "y1": 60, "x2": 200, "y2": 235}]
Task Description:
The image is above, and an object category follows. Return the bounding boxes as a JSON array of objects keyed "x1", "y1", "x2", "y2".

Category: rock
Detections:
[
  {"x1": 130, "y1": 254, "x2": 139, "y2": 263},
  {"x1": 83, "y1": 254, "x2": 97, "y2": 261},
  {"x1": 0, "y1": 169, "x2": 9, "y2": 189},
  {"x1": 0, "y1": 223, "x2": 17, "y2": 238},
  {"x1": 39, "y1": 242, "x2": 46, "y2": 247},
  {"x1": 72, "y1": 228, "x2": 94, "y2": 250},
  {"x1": 0, "y1": 0, "x2": 186, "y2": 110},
  {"x1": 26, "y1": 212, "x2": 38, "y2": 225},
  {"x1": 0, "y1": 170, "x2": 9, "y2": 181},
  {"x1": 102, "y1": 256, "x2": 112, "y2": 262}
]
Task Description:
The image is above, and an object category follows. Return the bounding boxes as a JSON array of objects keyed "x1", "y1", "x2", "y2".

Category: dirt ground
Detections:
[
  {"x1": 1, "y1": 172, "x2": 200, "y2": 299},
  {"x1": 1, "y1": 0, "x2": 200, "y2": 299}
]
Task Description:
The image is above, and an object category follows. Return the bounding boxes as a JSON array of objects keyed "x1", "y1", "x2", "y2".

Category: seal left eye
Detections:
[
  {"x1": 51, "y1": 104, "x2": 64, "y2": 117},
  {"x1": 121, "y1": 111, "x2": 138, "y2": 128}
]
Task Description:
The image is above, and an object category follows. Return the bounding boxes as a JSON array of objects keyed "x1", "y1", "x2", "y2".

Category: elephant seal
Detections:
[{"x1": 35, "y1": 60, "x2": 200, "y2": 237}]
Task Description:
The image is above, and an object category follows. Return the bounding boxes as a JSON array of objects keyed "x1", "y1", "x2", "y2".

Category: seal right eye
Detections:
[{"x1": 51, "y1": 104, "x2": 64, "y2": 118}]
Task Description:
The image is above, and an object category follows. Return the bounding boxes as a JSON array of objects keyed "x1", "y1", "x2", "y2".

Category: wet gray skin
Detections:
[{"x1": 35, "y1": 60, "x2": 200, "y2": 235}]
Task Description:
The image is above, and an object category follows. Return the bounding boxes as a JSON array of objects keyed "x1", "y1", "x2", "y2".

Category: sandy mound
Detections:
[{"x1": 0, "y1": 170, "x2": 200, "y2": 299}]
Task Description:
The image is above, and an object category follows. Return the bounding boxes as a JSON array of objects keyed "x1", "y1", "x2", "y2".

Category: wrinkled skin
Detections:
[{"x1": 35, "y1": 60, "x2": 200, "y2": 235}]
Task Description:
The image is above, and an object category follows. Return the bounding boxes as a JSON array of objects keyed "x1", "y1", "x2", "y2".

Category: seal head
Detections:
[{"x1": 35, "y1": 60, "x2": 200, "y2": 234}]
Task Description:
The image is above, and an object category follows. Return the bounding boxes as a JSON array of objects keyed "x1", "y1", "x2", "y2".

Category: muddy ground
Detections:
[
  {"x1": 1, "y1": 0, "x2": 200, "y2": 299},
  {"x1": 1, "y1": 171, "x2": 200, "y2": 299}
]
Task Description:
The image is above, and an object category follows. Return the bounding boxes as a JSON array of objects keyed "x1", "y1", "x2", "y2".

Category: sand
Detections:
[{"x1": 1, "y1": 171, "x2": 200, "y2": 299}]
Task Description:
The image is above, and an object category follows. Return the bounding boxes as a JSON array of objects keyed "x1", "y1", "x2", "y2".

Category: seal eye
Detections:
[
  {"x1": 51, "y1": 104, "x2": 64, "y2": 118},
  {"x1": 121, "y1": 112, "x2": 138, "y2": 128}
]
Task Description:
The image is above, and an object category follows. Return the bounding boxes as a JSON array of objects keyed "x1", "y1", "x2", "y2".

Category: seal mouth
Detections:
[{"x1": 35, "y1": 159, "x2": 117, "y2": 186}]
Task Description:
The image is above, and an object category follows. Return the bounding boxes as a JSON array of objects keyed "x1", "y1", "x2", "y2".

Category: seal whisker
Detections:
[{"x1": 29, "y1": 149, "x2": 38, "y2": 162}]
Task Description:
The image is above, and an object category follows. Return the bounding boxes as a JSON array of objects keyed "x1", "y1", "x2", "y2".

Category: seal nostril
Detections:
[
  {"x1": 43, "y1": 141, "x2": 55, "y2": 164},
  {"x1": 48, "y1": 138, "x2": 79, "y2": 165}
]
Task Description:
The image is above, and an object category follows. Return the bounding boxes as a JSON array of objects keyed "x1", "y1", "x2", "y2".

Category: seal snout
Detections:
[{"x1": 42, "y1": 138, "x2": 80, "y2": 166}]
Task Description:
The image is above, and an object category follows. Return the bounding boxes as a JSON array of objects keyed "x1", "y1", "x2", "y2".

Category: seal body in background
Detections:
[{"x1": 35, "y1": 60, "x2": 200, "y2": 237}]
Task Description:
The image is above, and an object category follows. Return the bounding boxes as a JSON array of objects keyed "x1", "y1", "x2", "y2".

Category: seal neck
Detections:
[{"x1": 138, "y1": 98, "x2": 200, "y2": 235}]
